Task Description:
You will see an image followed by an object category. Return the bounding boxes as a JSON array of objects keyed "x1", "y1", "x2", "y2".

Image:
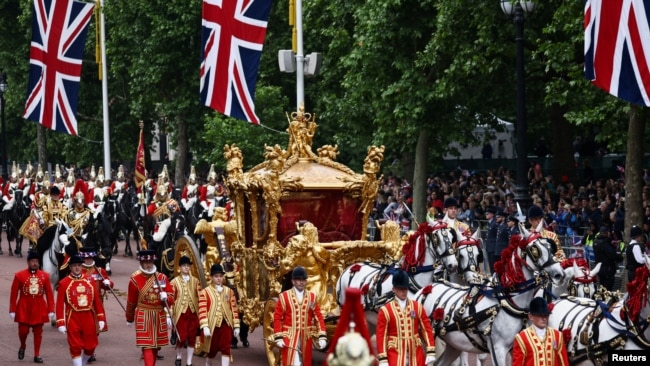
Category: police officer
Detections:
[{"x1": 484, "y1": 206, "x2": 498, "y2": 271}]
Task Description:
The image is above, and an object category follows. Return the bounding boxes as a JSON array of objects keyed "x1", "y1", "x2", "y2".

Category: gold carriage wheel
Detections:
[
  {"x1": 263, "y1": 298, "x2": 281, "y2": 366},
  {"x1": 173, "y1": 235, "x2": 208, "y2": 289}
]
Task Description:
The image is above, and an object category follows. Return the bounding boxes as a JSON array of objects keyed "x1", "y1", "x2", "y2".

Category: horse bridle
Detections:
[
  {"x1": 523, "y1": 236, "x2": 557, "y2": 272},
  {"x1": 456, "y1": 242, "x2": 481, "y2": 275},
  {"x1": 428, "y1": 228, "x2": 456, "y2": 261}
]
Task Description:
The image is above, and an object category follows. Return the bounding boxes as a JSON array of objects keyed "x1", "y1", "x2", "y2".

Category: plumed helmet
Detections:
[
  {"x1": 527, "y1": 205, "x2": 544, "y2": 219},
  {"x1": 137, "y1": 249, "x2": 157, "y2": 261},
  {"x1": 79, "y1": 246, "x2": 97, "y2": 258},
  {"x1": 189, "y1": 165, "x2": 196, "y2": 182},
  {"x1": 27, "y1": 250, "x2": 40, "y2": 261},
  {"x1": 36, "y1": 163, "x2": 44, "y2": 179},
  {"x1": 11, "y1": 161, "x2": 18, "y2": 179},
  {"x1": 392, "y1": 270, "x2": 409, "y2": 288},
  {"x1": 529, "y1": 297, "x2": 551, "y2": 315},
  {"x1": 444, "y1": 197, "x2": 459, "y2": 208},
  {"x1": 155, "y1": 175, "x2": 168, "y2": 201},
  {"x1": 179, "y1": 255, "x2": 192, "y2": 266},
  {"x1": 66, "y1": 168, "x2": 75, "y2": 185},
  {"x1": 90, "y1": 164, "x2": 96, "y2": 179},
  {"x1": 41, "y1": 172, "x2": 51, "y2": 191},
  {"x1": 327, "y1": 322, "x2": 374, "y2": 366},
  {"x1": 208, "y1": 164, "x2": 217, "y2": 180},
  {"x1": 73, "y1": 179, "x2": 87, "y2": 203},
  {"x1": 96, "y1": 166, "x2": 105, "y2": 183},
  {"x1": 631, "y1": 225, "x2": 643, "y2": 238},
  {"x1": 49, "y1": 185, "x2": 61, "y2": 196},
  {"x1": 159, "y1": 165, "x2": 169, "y2": 180},
  {"x1": 69, "y1": 255, "x2": 84, "y2": 265},
  {"x1": 292, "y1": 266, "x2": 308, "y2": 280},
  {"x1": 55, "y1": 164, "x2": 62, "y2": 179},
  {"x1": 210, "y1": 263, "x2": 225, "y2": 276},
  {"x1": 117, "y1": 165, "x2": 125, "y2": 179}
]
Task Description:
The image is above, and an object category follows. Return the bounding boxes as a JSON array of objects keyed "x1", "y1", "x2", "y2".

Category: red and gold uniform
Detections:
[
  {"x1": 55, "y1": 273, "x2": 106, "y2": 359},
  {"x1": 171, "y1": 273, "x2": 201, "y2": 348},
  {"x1": 125, "y1": 270, "x2": 175, "y2": 349},
  {"x1": 198, "y1": 284, "x2": 239, "y2": 358},
  {"x1": 513, "y1": 325, "x2": 569, "y2": 366},
  {"x1": 273, "y1": 289, "x2": 326, "y2": 366},
  {"x1": 81, "y1": 263, "x2": 113, "y2": 331},
  {"x1": 9, "y1": 265, "x2": 55, "y2": 359},
  {"x1": 376, "y1": 298, "x2": 436, "y2": 366}
]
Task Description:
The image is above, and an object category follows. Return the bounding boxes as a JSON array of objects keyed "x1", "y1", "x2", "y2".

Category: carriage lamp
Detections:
[
  {"x1": 500, "y1": 1, "x2": 535, "y2": 210},
  {"x1": 0, "y1": 70, "x2": 8, "y2": 181}
]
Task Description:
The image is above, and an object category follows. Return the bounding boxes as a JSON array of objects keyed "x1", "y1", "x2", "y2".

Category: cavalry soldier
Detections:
[
  {"x1": 376, "y1": 270, "x2": 436, "y2": 366},
  {"x1": 158, "y1": 164, "x2": 174, "y2": 195},
  {"x1": 109, "y1": 165, "x2": 129, "y2": 204},
  {"x1": 138, "y1": 169, "x2": 157, "y2": 205},
  {"x1": 199, "y1": 263, "x2": 240, "y2": 366},
  {"x1": 3, "y1": 161, "x2": 21, "y2": 212},
  {"x1": 200, "y1": 165, "x2": 226, "y2": 218},
  {"x1": 147, "y1": 175, "x2": 181, "y2": 248},
  {"x1": 31, "y1": 171, "x2": 51, "y2": 211},
  {"x1": 181, "y1": 166, "x2": 199, "y2": 212},
  {"x1": 86, "y1": 165, "x2": 97, "y2": 191},
  {"x1": 54, "y1": 164, "x2": 66, "y2": 193},
  {"x1": 442, "y1": 197, "x2": 470, "y2": 237},
  {"x1": 28, "y1": 164, "x2": 45, "y2": 203},
  {"x1": 19, "y1": 162, "x2": 34, "y2": 200},
  {"x1": 273, "y1": 266, "x2": 327, "y2": 366},
  {"x1": 87, "y1": 167, "x2": 109, "y2": 216},
  {"x1": 63, "y1": 168, "x2": 76, "y2": 209},
  {"x1": 60, "y1": 180, "x2": 92, "y2": 246},
  {"x1": 527, "y1": 205, "x2": 565, "y2": 260},
  {"x1": 171, "y1": 255, "x2": 201, "y2": 366},
  {"x1": 56, "y1": 255, "x2": 107, "y2": 366},
  {"x1": 126, "y1": 249, "x2": 176, "y2": 366},
  {"x1": 39, "y1": 185, "x2": 68, "y2": 228},
  {"x1": 9, "y1": 250, "x2": 55, "y2": 363}
]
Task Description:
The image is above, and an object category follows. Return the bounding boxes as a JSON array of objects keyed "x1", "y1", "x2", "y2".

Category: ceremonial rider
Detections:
[
  {"x1": 442, "y1": 197, "x2": 470, "y2": 237},
  {"x1": 87, "y1": 167, "x2": 110, "y2": 217},
  {"x1": 31, "y1": 172, "x2": 52, "y2": 211},
  {"x1": 2, "y1": 161, "x2": 21, "y2": 212},
  {"x1": 147, "y1": 175, "x2": 181, "y2": 250},
  {"x1": 109, "y1": 165, "x2": 129, "y2": 204},
  {"x1": 200, "y1": 165, "x2": 226, "y2": 218},
  {"x1": 180, "y1": 166, "x2": 199, "y2": 213},
  {"x1": 62, "y1": 180, "x2": 92, "y2": 243},
  {"x1": 28, "y1": 164, "x2": 45, "y2": 203},
  {"x1": 39, "y1": 185, "x2": 68, "y2": 229},
  {"x1": 63, "y1": 168, "x2": 76, "y2": 209}
]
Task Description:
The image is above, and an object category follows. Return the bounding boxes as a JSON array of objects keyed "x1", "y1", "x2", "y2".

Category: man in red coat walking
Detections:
[
  {"x1": 513, "y1": 297, "x2": 569, "y2": 366},
  {"x1": 273, "y1": 266, "x2": 327, "y2": 366},
  {"x1": 9, "y1": 250, "x2": 55, "y2": 363},
  {"x1": 126, "y1": 249, "x2": 175, "y2": 366},
  {"x1": 376, "y1": 270, "x2": 436, "y2": 366},
  {"x1": 56, "y1": 255, "x2": 107, "y2": 366}
]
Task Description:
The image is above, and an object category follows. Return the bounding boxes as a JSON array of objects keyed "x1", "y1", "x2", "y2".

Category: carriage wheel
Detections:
[
  {"x1": 173, "y1": 235, "x2": 208, "y2": 288},
  {"x1": 263, "y1": 298, "x2": 280, "y2": 366}
]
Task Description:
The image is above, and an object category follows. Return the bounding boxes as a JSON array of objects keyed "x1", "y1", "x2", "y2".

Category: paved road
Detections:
[{"x1": 0, "y1": 237, "x2": 488, "y2": 365}]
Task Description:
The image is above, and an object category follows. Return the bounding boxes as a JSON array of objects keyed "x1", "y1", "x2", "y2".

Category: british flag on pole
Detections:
[
  {"x1": 200, "y1": 0, "x2": 273, "y2": 125},
  {"x1": 23, "y1": 0, "x2": 95, "y2": 135},
  {"x1": 584, "y1": 0, "x2": 650, "y2": 106}
]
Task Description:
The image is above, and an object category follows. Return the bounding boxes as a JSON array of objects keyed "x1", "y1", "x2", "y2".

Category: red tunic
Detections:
[
  {"x1": 171, "y1": 275, "x2": 201, "y2": 346},
  {"x1": 513, "y1": 326, "x2": 569, "y2": 366},
  {"x1": 10, "y1": 269, "x2": 55, "y2": 325},
  {"x1": 273, "y1": 289, "x2": 326, "y2": 366},
  {"x1": 125, "y1": 270, "x2": 175, "y2": 348},
  {"x1": 376, "y1": 298, "x2": 436, "y2": 366},
  {"x1": 55, "y1": 275, "x2": 106, "y2": 357},
  {"x1": 81, "y1": 265, "x2": 113, "y2": 331}
]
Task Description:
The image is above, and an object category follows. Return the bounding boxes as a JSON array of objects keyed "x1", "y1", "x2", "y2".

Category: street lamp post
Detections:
[
  {"x1": 0, "y1": 71, "x2": 7, "y2": 181},
  {"x1": 501, "y1": 1, "x2": 534, "y2": 209}
]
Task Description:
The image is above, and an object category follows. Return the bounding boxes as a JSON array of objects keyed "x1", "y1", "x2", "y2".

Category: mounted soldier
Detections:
[
  {"x1": 28, "y1": 164, "x2": 45, "y2": 203},
  {"x1": 158, "y1": 164, "x2": 174, "y2": 196},
  {"x1": 19, "y1": 162, "x2": 35, "y2": 206},
  {"x1": 147, "y1": 175, "x2": 181, "y2": 251},
  {"x1": 86, "y1": 164, "x2": 96, "y2": 191},
  {"x1": 200, "y1": 164, "x2": 227, "y2": 219},
  {"x1": 63, "y1": 168, "x2": 76, "y2": 209},
  {"x1": 181, "y1": 166, "x2": 199, "y2": 213},
  {"x1": 109, "y1": 165, "x2": 129, "y2": 205},
  {"x1": 53, "y1": 164, "x2": 66, "y2": 193},
  {"x1": 3, "y1": 161, "x2": 21, "y2": 212},
  {"x1": 31, "y1": 172, "x2": 52, "y2": 211},
  {"x1": 87, "y1": 167, "x2": 109, "y2": 217},
  {"x1": 64, "y1": 179, "x2": 92, "y2": 244}
]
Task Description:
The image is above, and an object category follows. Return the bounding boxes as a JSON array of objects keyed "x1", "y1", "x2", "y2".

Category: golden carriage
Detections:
[{"x1": 199, "y1": 106, "x2": 404, "y2": 365}]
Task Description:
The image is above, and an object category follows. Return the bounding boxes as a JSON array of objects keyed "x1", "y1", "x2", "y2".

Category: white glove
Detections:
[
  {"x1": 426, "y1": 355, "x2": 437, "y2": 364},
  {"x1": 203, "y1": 327, "x2": 211, "y2": 337},
  {"x1": 233, "y1": 328, "x2": 240, "y2": 338},
  {"x1": 159, "y1": 291, "x2": 168, "y2": 301},
  {"x1": 58, "y1": 326, "x2": 67, "y2": 334},
  {"x1": 127, "y1": 322, "x2": 133, "y2": 328},
  {"x1": 98, "y1": 321, "x2": 105, "y2": 331},
  {"x1": 275, "y1": 340, "x2": 285, "y2": 349},
  {"x1": 102, "y1": 279, "x2": 111, "y2": 288},
  {"x1": 379, "y1": 362, "x2": 389, "y2": 366},
  {"x1": 10, "y1": 312, "x2": 15, "y2": 320},
  {"x1": 48, "y1": 312, "x2": 55, "y2": 320},
  {"x1": 318, "y1": 339, "x2": 327, "y2": 350},
  {"x1": 166, "y1": 317, "x2": 172, "y2": 328}
]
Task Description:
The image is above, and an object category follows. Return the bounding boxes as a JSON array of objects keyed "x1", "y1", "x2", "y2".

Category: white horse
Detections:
[
  {"x1": 35, "y1": 219, "x2": 72, "y2": 291},
  {"x1": 413, "y1": 224, "x2": 565, "y2": 366},
  {"x1": 336, "y1": 220, "x2": 459, "y2": 312},
  {"x1": 452, "y1": 228, "x2": 485, "y2": 285},
  {"x1": 547, "y1": 255, "x2": 650, "y2": 366},
  {"x1": 553, "y1": 258, "x2": 601, "y2": 299}
]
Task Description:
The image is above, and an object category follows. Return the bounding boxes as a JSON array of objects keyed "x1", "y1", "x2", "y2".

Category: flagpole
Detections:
[
  {"x1": 99, "y1": 0, "x2": 111, "y2": 180},
  {"x1": 295, "y1": 0, "x2": 304, "y2": 110}
]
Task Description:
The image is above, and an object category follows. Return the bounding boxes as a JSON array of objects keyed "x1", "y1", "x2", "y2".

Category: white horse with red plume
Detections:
[
  {"x1": 452, "y1": 228, "x2": 485, "y2": 285},
  {"x1": 413, "y1": 223, "x2": 565, "y2": 366},
  {"x1": 336, "y1": 219, "x2": 459, "y2": 312},
  {"x1": 551, "y1": 258, "x2": 602, "y2": 300},
  {"x1": 547, "y1": 255, "x2": 650, "y2": 366}
]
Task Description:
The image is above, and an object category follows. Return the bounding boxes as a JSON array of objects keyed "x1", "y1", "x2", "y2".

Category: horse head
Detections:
[
  {"x1": 426, "y1": 221, "x2": 458, "y2": 273},
  {"x1": 455, "y1": 228, "x2": 483, "y2": 283},
  {"x1": 553, "y1": 258, "x2": 600, "y2": 299},
  {"x1": 519, "y1": 223, "x2": 565, "y2": 284}
]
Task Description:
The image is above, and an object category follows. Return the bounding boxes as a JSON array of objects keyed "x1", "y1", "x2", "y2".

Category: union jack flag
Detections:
[
  {"x1": 200, "y1": 0, "x2": 273, "y2": 125},
  {"x1": 23, "y1": 0, "x2": 94, "y2": 135},
  {"x1": 584, "y1": 0, "x2": 650, "y2": 106}
]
